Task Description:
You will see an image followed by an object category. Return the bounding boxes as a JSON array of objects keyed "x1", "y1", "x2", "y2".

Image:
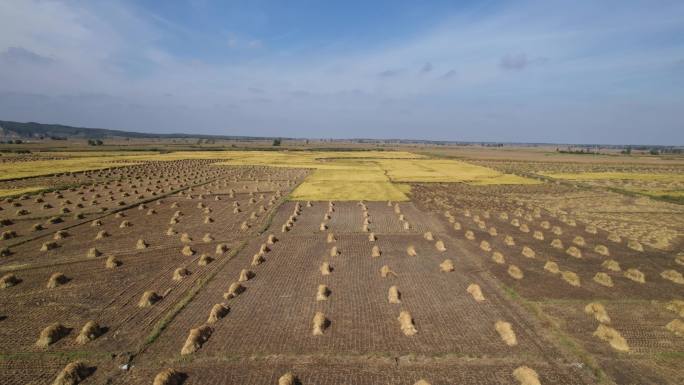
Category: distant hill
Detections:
[{"x1": 0, "y1": 120, "x2": 271, "y2": 140}]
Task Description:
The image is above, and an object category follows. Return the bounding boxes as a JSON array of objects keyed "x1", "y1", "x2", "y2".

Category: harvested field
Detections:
[{"x1": 1, "y1": 149, "x2": 682, "y2": 384}]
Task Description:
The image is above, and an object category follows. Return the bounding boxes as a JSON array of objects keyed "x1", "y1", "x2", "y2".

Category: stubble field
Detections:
[{"x1": 0, "y1": 146, "x2": 682, "y2": 385}]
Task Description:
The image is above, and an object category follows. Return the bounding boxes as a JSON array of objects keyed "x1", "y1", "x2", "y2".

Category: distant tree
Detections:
[
  {"x1": 272, "y1": 138, "x2": 281, "y2": 146},
  {"x1": 649, "y1": 148, "x2": 660, "y2": 155}
]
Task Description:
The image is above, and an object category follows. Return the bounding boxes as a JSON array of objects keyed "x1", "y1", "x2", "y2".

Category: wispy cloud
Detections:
[{"x1": 0, "y1": 0, "x2": 682, "y2": 144}]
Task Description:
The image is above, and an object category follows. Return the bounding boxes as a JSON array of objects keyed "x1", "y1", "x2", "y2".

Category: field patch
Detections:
[
  {"x1": 0, "y1": 186, "x2": 48, "y2": 197},
  {"x1": 377, "y1": 159, "x2": 540, "y2": 185}
]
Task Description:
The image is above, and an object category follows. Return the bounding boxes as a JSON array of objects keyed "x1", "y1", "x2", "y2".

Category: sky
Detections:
[{"x1": 0, "y1": 0, "x2": 683, "y2": 145}]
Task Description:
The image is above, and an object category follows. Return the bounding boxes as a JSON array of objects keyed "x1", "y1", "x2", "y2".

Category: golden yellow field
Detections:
[
  {"x1": 0, "y1": 186, "x2": 48, "y2": 198},
  {"x1": 539, "y1": 171, "x2": 684, "y2": 182},
  {"x1": 0, "y1": 150, "x2": 538, "y2": 200}
]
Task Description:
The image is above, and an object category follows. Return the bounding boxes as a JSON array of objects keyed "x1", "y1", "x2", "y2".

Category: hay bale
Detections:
[
  {"x1": 492, "y1": 251, "x2": 505, "y2": 264},
  {"x1": 675, "y1": 254, "x2": 684, "y2": 266},
  {"x1": 584, "y1": 302, "x2": 611, "y2": 324},
  {"x1": 504, "y1": 235, "x2": 515, "y2": 246},
  {"x1": 552, "y1": 226, "x2": 562, "y2": 236},
  {"x1": 519, "y1": 224, "x2": 530, "y2": 233},
  {"x1": 540, "y1": 221, "x2": 550, "y2": 230},
  {"x1": 397, "y1": 311, "x2": 417, "y2": 336},
  {"x1": 238, "y1": 269, "x2": 253, "y2": 282},
  {"x1": 495, "y1": 320, "x2": 517, "y2": 346},
  {"x1": 550, "y1": 239, "x2": 563, "y2": 249},
  {"x1": 215, "y1": 243, "x2": 228, "y2": 254},
  {"x1": 371, "y1": 245, "x2": 381, "y2": 258},
  {"x1": 330, "y1": 246, "x2": 339, "y2": 257},
  {"x1": 453, "y1": 222, "x2": 462, "y2": 230},
  {"x1": 52, "y1": 361, "x2": 91, "y2": 385},
  {"x1": 440, "y1": 259, "x2": 455, "y2": 272},
  {"x1": 624, "y1": 268, "x2": 645, "y2": 283},
  {"x1": 136, "y1": 239, "x2": 148, "y2": 250},
  {"x1": 462, "y1": 231, "x2": 475, "y2": 241},
  {"x1": 406, "y1": 245, "x2": 417, "y2": 257},
  {"x1": 508, "y1": 265, "x2": 523, "y2": 280},
  {"x1": 223, "y1": 282, "x2": 243, "y2": 299},
  {"x1": 467, "y1": 283, "x2": 485, "y2": 302},
  {"x1": 666, "y1": 319, "x2": 684, "y2": 337},
  {"x1": 593, "y1": 245, "x2": 609, "y2": 256},
  {"x1": 202, "y1": 233, "x2": 214, "y2": 243},
  {"x1": 368, "y1": 232, "x2": 376, "y2": 242},
  {"x1": 388, "y1": 285, "x2": 401, "y2": 304},
  {"x1": 75, "y1": 321, "x2": 101, "y2": 345},
  {"x1": 53, "y1": 230, "x2": 68, "y2": 240},
  {"x1": 480, "y1": 240, "x2": 491, "y2": 252},
  {"x1": 521, "y1": 246, "x2": 535, "y2": 259},
  {"x1": 627, "y1": 240, "x2": 643, "y2": 252},
  {"x1": 512, "y1": 366, "x2": 541, "y2": 385},
  {"x1": 251, "y1": 253, "x2": 264, "y2": 266},
  {"x1": 173, "y1": 268, "x2": 190, "y2": 281},
  {"x1": 181, "y1": 325, "x2": 212, "y2": 355},
  {"x1": 488, "y1": 227, "x2": 498, "y2": 236},
  {"x1": 259, "y1": 244, "x2": 270, "y2": 254},
  {"x1": 312, "y1": 311, "x2": 328, "y2": 335},
  {"x1": 138, "y1": 291, "x2": 161, "y2": 307},
  {"x1": 572, "y1": 236, "x2": 585, "y2": 247},
  {"x1": 413, "y1": 380, "x2": 430, "y2": 385},
  {"x1": 278, "y1": 372, "x2": 297, "y2": 385},
  {"x1": 593, "y1": 324, "x2": 629, "y2": 352},
  {"x1": 380, "y1": 265, "x2": 396, "y2": 278},
  {"x1": 316, "y1": 284, "x2": 330, "y2": 301},
  {"x1": 566, "y1": 246, "x2": 582, "y2": 259},
  {"x1": 207, "y1": 303, "x2": 229, "y2": 323},
  {"x1": 166, "y1": 228, "x2": 176, "y2": 236},
  {"x1": 593, "y1": 272, "x2": 614, "y2": 287},
  {"x1": 152, "y1": 368, "x2": 184, "y2": 385},
  {"x1": 602, "y1": 259, "x2": 620, "y2": 272},
  {"x1": 561, "y1": 271, "x2": 581, "y2": 287},
  {"x1": 0, "y1": 247, "x2": 10, "y2": 257},
  {"x1": 661, "y1": 270, "x2": 684, "y2": 284},
  {"x1": 423, "y1": 232, "x2": 434, "y2": 241},
  {"x1": 105, "y1": 256, "x2": 120, "y2": 269},
  {"x1": 240, "y1": 221, "x2": 250, "y2": 230},
  {"x1": 533, "y1": 231, "x2": 544, "y2": 241},
  {"x1": 666, "y1": 300, "x2": 684, "y2": 317},
  {"x1": 585, "y1": 225, "x2": 598, "y2": 234},
  {"x1": 510, "y1": 218, "x2": 520, "y2": 227},
  {"x1": 41, "y1": 241, "x2": 59, "y2": 251},
  {"x1": 607, "y1": 232, "x2": 621, "y2": 243},
  {"x1": 544, "y1": 261, "x2": 560, "y2": 274},
  {"x1": 267, "y1": 234, "x2": 277, "y2": 244},
  {"x1": 90, "y1": 220, "x2": 102, "y2": 227},
  {"x1": 47, "y1": 272, "x2": 68, "y2": 288},
  {"x1": 182, "y1": 245, "x2": 195, "y2": 256},
  {"x1": 435, "y1": 240, "x2": 446, "y2": 252},
  {"x1": 87, "y1": 248, "x2": 101, "y2": 258},
  {"x1": 36, "y1": 323, "x2": 67, "y2": 347},
  {"x1": 119, "y1": 220, "x2": 131, "y2": 228},
  {"x1": 95, "y1": 230, "x2": 109, "y2": 240},
  {"x1": 403, "y1": 221, "x2": 411, "y2": 230},
  {"x1": 320, "y1": 262, "x2": 332, "y2": 276}
]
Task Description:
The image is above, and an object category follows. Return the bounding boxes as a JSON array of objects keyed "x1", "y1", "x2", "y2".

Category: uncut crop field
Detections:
[{"x1": 0, "y1": 149, "x2": 682, "y2": 385}]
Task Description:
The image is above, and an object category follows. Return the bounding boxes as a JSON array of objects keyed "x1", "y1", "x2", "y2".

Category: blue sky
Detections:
[{"x1": 0, "y1": 0, "x2": 683, "y2": 144}]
